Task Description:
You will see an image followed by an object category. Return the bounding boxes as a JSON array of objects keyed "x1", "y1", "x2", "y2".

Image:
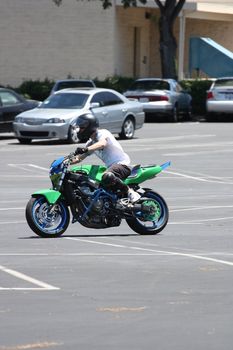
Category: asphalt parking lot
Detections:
[{"x1": 0, "y1": 121, "x2": 233, "y2": 350}]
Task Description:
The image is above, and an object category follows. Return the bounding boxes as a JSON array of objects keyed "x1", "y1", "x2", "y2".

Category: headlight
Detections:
[
  {"x1": 15, "y1": 116, "x2": 24, "y2": 123},
  {"x1": 46, "y1": 118, "x2": 65, "y2": 124}
]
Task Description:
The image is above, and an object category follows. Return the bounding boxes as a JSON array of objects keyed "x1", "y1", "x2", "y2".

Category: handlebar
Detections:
[{"x1": 63, "y1": 152, "x2": 76, "y2": 165}]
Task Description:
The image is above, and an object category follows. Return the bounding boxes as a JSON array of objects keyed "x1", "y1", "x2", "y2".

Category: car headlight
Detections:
[
  {"x1": 46, "y1": 118, "x2": 65, "y2": 124},
  {"x1": 15, "y1": 116, "x2": 24, "y2": 123}
]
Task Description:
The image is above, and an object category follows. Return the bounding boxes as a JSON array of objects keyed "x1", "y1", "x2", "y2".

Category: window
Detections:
[
  {"x1": 0, "y1": 91, "x2": 20, "y2": 106},
  {"x1": 91, "y1": 92, "x2": 106, "y2": 107},
  {"x1": 130, "y1": 80, "x2": 170, "y2": 91},
  {"x1": 40, "y1": 93, "x2": 88, "y2": 109},
  {"x1": 174, "y1": 83, "x2": 182, "y2": 93},
  {"x1": 215, "y1": 79, "x2": 233, "y2": 87},
  {"x1": 102, "y1": 92, "x2": 123, "y2": 106},
  {"x1": 91, "y1": 92, "x2": 123, "y2": 107}
]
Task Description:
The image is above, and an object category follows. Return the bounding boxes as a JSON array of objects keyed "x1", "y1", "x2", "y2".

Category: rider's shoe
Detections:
[{"x1": 128, "y1": 189, "x2": 141, "y2": 203}]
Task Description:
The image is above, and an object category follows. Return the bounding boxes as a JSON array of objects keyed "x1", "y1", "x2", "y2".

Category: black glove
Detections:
[{"x1": 75, "y1": 147, "x2": 88, "y2": 155}]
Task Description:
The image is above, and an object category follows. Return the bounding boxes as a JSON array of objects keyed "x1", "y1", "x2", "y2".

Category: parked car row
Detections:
[{"x1": 1, "y1": 77, "x2": 233, "y2": 143}]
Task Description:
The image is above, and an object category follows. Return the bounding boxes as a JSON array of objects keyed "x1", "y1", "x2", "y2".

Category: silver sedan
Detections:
[
  {"x1": 13, "y1": 88, "x2": 145, "y2": 144},
  {"x1": 206, "y1": 77, "x2": 233, "y2": 121},
  {"x1": 124, "y1": 78, "x2": 192, "y2": 122}
]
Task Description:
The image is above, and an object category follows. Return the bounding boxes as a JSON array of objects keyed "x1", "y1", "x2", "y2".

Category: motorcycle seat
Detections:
[{"x1": 128, "y1": 164, "x2": 141, "y2": 178}]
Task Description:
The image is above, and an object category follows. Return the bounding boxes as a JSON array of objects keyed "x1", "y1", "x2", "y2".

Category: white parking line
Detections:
[
  {"x1": 165, "y1": 170, "x2": 233, "y2": 184},
  {"x1": 28, "y1": 164, "x2": 48, "y2": 171},
  {"x1": 8, "y1": 163, "x2": 48, "y2": 172},
  {"x1": 0, "y1": 221, "x2": 25, "y2": 225},
  {"x1": 0, "y1": 207, "x2": 24, "y2": 211},
  {"x1": 170, "y1": 205, "x2": 233, "y2": 212},
  {"x1": 164, "y1": 149, "x2": 233, "y2": 156},
  {"x1": 0, "y1": 264, "x2": 60, "y2": 291},
  {"x1": 64, "y1": 237, "x2": 233, "y2": 267},
  {"x1": 170, "y1": 216, "x2": 233, "y2": 224},
  {"x1": 1, "y1": 213, "x2": 233, "y2": 226}
]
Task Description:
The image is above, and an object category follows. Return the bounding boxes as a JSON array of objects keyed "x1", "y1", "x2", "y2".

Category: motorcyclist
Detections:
[{"x1": 71, "y1": 113, "x2": 140, "y2": 203}]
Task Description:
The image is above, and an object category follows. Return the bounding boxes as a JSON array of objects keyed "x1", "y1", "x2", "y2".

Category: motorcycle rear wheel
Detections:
[
  {"x1": 126, "y1": 191, "x2": 169, "y2": 235},
  {"x1": 26, "y1": 196, "x2": 70, "y2": 238}
]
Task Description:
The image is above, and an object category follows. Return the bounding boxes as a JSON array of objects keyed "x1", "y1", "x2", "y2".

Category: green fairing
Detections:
[
  {"x1": 125, "y1": 165, "x2": 162, "y2": 185},
  {"x1": 33, "y1": 189, "x2": 61, "y2": 204},
  {"x1": 70, "y1": 164, "x2": 162, "y2": 185},
  {"x1": 70, "y1": 164, "x2": 106, "y2": 182}
]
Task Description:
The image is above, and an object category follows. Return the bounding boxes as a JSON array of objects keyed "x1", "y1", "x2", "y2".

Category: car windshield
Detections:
[
  {"x1": 39, "y1": 92, "x2": 88, "y2": 109},
  {"x1": 129, "y1": 80, "x2": 170, "y2": 91},
  {"x1": 214, "y1": 79, "x2": 233, "y2": 88},
  {"x1": 55, "y1": 81, "x2": 94, "y2": 91}
]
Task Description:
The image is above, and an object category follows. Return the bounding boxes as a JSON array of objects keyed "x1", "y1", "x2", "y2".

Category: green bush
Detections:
[
  {"x1": 180, "y1": 79, "x2": 212, "y2": 115},
  {"x1": 14, "y1": 78, "x2": 54, "y2": 101},
  {"x1": 94, "y1": 76, "x2": 135, "y2": 93},
  {"x1": 12, "y1": 76, "x2": 213, "y2": 116}
]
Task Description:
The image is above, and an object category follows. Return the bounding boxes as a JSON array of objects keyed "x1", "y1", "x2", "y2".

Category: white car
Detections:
[
  {"x1": 206, "y1": 77, "x2": 233, "y2": 121},
  {"x1": 124, "y1": 78, "x2": 192, "y2": 122},
  {"x1": 13, "y1": 88, "x2": 145, "y2": 144}
]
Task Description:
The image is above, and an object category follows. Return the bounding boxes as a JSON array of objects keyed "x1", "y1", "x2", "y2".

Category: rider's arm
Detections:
[
  {"x1": 71, "y1": 153, "x2": 87, "y2": 164},
  {"x1": 71, "y1": 137, "x2": 107, "y2": 164},
  {"x1": 86, "y1": 137, "x2": 107, "y2": 152}
]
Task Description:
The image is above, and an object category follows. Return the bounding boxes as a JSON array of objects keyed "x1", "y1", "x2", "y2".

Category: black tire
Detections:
[
  {"x1": 126, "y1": 191, "x2": 169, "y2": 235},
  {"x1": 119, "y1": 117, "x2": 135, "y2": 139},
  {"x1": 67, "y1": 125, "x2": 79, "y2": 144},
  {"x1": 18, "y1": 138, "x2": 32, "y2": 144},
  {"x1": 170, "y1": 105, "x2": 178, "y2": 122},
  {"x1": 25, "y1": 196, "x2": 70, "y2": 238},
  {"x1": 185, "y1": 104, "x2": 192, "y2": 121},
  {"x1": 205, "y1": 112, "x2": 217, "y2": 122}
]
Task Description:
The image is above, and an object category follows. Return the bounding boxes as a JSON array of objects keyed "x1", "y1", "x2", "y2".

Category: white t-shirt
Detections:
[{"x1": 86, "y1": 129, "x2": 130, "y2": 168}]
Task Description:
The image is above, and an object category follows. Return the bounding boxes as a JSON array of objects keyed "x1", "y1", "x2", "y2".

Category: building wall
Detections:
[
  {"x1": 0, "y1": 0, "x2": 115, "y2": 86},
  {"x1": 115, "y1": 7, "x2": 151, "y2": 77},
  {"x1": 131, "y1": 10, "x2": 233, "y2": 79},
  {"x1": 1, "y1": 0, "x2": 233, "y2": 86},
  {"x1": 184, "y1": 18, "x2": 233, "y2": 77}
]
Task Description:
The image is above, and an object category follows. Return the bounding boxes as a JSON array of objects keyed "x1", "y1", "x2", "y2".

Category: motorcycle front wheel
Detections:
[
  {"x1": 126, "y1": 191, "x2": 169, "y2": 235},
  {"x1": 25, "y1": 196, "x2": 70, "y2": 238}
]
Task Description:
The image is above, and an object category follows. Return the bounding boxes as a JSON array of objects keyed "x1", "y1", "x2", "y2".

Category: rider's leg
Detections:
[
  {"x1": 102, "y1": 171, "x2": 128, "y2": 194},
  {"x1": 101, "y1": 164, "x2": 140, "y2": 202}
]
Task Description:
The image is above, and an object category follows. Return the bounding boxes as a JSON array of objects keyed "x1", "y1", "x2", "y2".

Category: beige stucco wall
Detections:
[
  {"x1": 0, "y1": 0, "x2": 116, "y2": 86},
  {"x1": 116, "y1": 7, "x2": 233, "y2": 79},
  {"x1": 115, "y1": 7, "x2": 152, "y2": 77},
  {"x1": 0, "y1": 0, "x2": 233, "y2": 86},
  {"x1": 116, "y1": 7, "x2": 177, "y2": 78},
  {"x1": 184, "y1": 18, "x2": 233, "y2": 77}
]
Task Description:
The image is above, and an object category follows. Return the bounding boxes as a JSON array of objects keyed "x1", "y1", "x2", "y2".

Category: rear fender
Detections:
[
  {"x1": 125, "y1": 161, "x2": 171, "y2": 185},
  {"x1": 32, "y1": 189, "x2": 62, "y2": 204}
]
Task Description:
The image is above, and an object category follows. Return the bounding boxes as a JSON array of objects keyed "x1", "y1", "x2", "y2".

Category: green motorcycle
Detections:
[{"x1": 25, "y1": 152, "x2": 170, "y2": 238}]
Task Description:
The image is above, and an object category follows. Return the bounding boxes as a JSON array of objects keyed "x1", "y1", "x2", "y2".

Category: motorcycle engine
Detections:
[{"x1": 80, "y1": 187, "x2": 121, "y2": 227}]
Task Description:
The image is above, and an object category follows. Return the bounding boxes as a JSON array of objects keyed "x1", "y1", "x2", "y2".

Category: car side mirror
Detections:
[{"x1": 90, "y1": 102, "x2": 100, "y2": 109}]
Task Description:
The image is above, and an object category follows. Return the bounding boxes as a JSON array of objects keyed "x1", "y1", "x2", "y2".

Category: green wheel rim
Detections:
[{"x1": 142, "y1": 200, "x2": 161, "y2": 221}]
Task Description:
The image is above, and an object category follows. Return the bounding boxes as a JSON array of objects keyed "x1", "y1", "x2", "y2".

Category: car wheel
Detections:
[
  {"x1": 170, "y1": 105, "x2": 178, "y2": 122},
  {"x1": 67, "y1": 125, "x2": 79, "y2": 144},
  {"x1": 119, "y1": 117, "x2": 135, "y2": 139},
  {"x1": 205, "y1": 112, "x2": 218, "y2": 122},
  {"x1": 185, "y1": 104, "x2": 192, "y2": 121},
  {"x1": 18, "y1": 138, "x2": 32, "y2": 144}
]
